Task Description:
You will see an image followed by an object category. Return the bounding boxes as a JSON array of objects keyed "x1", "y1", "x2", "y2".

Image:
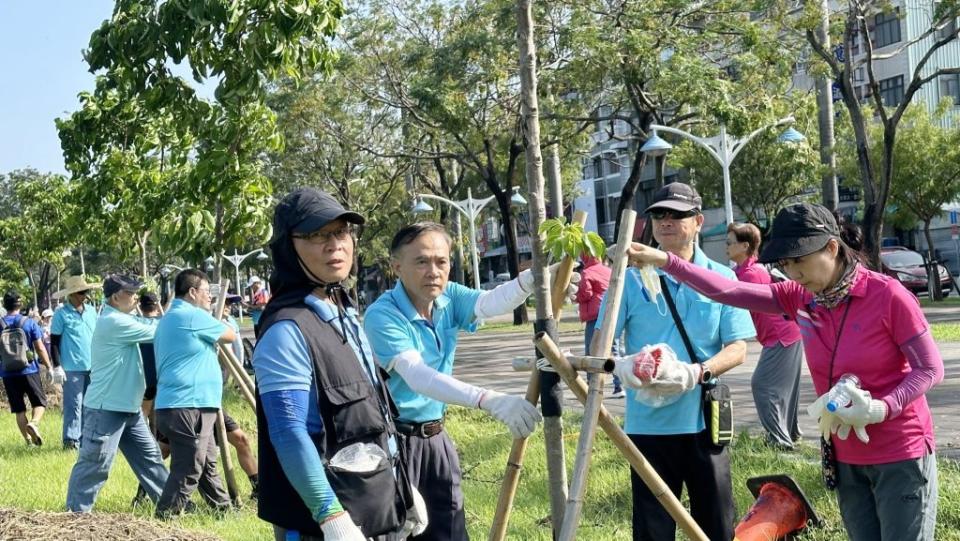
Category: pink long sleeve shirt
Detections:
[
  {"x1": 663, "y1": 253, "x2": 943, "y2": 465},
  {"x1": 733, "y1": 257, "x2": 802, "y2": 348}
]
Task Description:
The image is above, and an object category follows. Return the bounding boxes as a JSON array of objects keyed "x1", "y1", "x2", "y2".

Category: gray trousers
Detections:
[
  {"x1": 837, "y1": 453, "x2": 938, "y2": 541},
  {"x1": 155, "y1": 407, "x2": 230, "y2": 513},
  {"x1": 750, "y1": 340, "x2": 803, "y2": 448},
  {"x1": 402, "y1": 430, "x2": 468, "y2": 541}
]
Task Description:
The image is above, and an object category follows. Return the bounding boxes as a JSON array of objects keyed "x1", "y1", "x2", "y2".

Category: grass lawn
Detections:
[
  {"x1": 3, "y1": 390, "x2": 959, "y2": 540},
  {"x1": 920, "y1": 296, "x2": 960, "y2": 308},
  {"x1": 931, "y1": 322, "x2": 960, "y2": 341}
]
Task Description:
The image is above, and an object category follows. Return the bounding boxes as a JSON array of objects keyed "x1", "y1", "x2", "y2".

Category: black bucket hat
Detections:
[
  {"x1": 759, "y1": 203, "x2": 839, "y2": 263},
  {"x1": 103, "y1": 274, "x2": 144, "y2": 297},
  {"x1": 644, "y1": 182, "x2": 702, "y2": 213}
]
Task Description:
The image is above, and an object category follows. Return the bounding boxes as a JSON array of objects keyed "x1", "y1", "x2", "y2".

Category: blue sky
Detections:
[
  {"x1": 0, "y1": 1, "x2": 116, "y2": 175},
  {"x1": 0, "y1": 2, "x2": 215, "y2": 176}
]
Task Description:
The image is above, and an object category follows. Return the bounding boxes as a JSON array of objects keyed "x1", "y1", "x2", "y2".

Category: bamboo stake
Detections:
[
  {"x1": 488, "y1": 212, "x2": 588, "y2": 541},
  {"x1": 219, "y1": 347, "x2": 256, "y2": 409},
  {"x1": 220, "y1": 344, "x2": 256, "y2": 398},
  {"x1": 215, "y1": 409, "x2": 241, "y2": 506},
  {"x1": 558, "y1": 209, "x2": 636, "y2": 541},
  {"x1": 551, "y1": 210, "x2": 588, "y2": 318},
  {"x1": 536, "y1": 333, "x2": 708, "y2": 541}
]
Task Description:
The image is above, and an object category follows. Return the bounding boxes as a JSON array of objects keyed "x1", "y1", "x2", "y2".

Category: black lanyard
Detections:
[{"x1": 826, "y1": 299, "x2": 855, "y2": 388}]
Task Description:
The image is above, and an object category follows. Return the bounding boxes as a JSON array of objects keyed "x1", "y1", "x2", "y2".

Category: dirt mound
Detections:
[
  {"x1": 0, "y1": 368, "x2": 63, "y2": 410},
  {"x1": 0, "y1": 508, "x2": 220, "y2": 540}
]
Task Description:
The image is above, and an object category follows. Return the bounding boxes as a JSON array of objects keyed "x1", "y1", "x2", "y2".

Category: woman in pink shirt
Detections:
[
  {"x1": 727, "y1": 222, "x2": 804, "y2": 450},
  {"x1": 624, "y1": 203, "x2": 942, "y2": 541}
]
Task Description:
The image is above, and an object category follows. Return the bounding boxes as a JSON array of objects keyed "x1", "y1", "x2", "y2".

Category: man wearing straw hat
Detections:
[{"x1": 51, "y1": 275, "x2": 100, "y2": 450}]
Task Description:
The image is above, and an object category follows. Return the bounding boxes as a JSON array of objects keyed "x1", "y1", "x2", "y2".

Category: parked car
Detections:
[{"x1": 879, "y1": 246, "x2": 952, "y2": 297}]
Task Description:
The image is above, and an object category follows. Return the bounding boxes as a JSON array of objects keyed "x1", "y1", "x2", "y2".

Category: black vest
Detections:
[{"x1": 255, "y1": 301, "x2": 406, "y2": 536}]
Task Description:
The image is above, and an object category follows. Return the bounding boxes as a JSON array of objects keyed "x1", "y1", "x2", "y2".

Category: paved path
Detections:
[{"x1": 453, "y1": 320, "x2": 960, "y2": 459}]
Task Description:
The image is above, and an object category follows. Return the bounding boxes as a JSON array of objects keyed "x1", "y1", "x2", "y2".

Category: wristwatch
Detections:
[{"x1": 699, "y1": 364, "x2": 713, "y2": 384}]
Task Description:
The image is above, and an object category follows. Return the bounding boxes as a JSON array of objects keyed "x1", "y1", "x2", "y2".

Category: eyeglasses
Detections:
[
  {"x1": 192, "y1": 286, "x2": 211, "y2": 296},
  {"x1": 293, "y1": 224, "x2": 357, "y2": 245},
  {"x1": 650, "y1": 209, "x2": 700, "y2": 220}
]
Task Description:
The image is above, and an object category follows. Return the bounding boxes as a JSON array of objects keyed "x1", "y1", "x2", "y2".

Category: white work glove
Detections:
[
  {"x1": 807, "y1": 393, "x2": 843, "y2": 440},
  {"x1": 479, "y1": 390, "x2": 542, "y2": 438},
  {"x1": 612, "y1": 356, "x2": 645, "y2": 390},
  {"x1": 319, "y1": 511, "x2": 366, "y2": 541},
  {"x1": 645, "y1": 352, "x2": 699, "y2": 396},
  {"x1": 831, "y1": 384, "x2": 888, "y2": 444},
  {"x1": 533, "y1": 348, "x2": 573, "y2": 373},
  {"x1": 398, "y1": 484, "x2": 428, "y2": 538},
  {"x1": 49, "y1": 366, "x2": 67, "y2": 386},
  {"x1": 519, "y1": 263, "x2": 581, "y2": 302}
]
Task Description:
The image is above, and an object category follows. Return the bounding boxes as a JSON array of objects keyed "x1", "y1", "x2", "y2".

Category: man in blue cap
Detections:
[{"x1": 66, "y1": 274, "x2": 168, "y2": 512}]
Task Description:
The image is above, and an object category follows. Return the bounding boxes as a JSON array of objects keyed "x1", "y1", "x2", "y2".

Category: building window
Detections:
[
  {"x1": 942, "y1": 73, "x2": 960, "y2": 106},
  {"x1": 939, "y1": 18, "x2": 957, "y2": 41},
  {"x1": 605, "y1": 154, "x2": 621, "y2": 176},
  {"x1": 849, "y1": 29, "x2": 861, "y2": 56},
  {"x1": 854, "y1": 67, "x2": 864, "y2": 83},
  {"x1": 593, "y1": 156, "x2": 603, "y2": 179},
  {"x1": 593, "y1": 179, "x2": 608, "y2": 225},
  {"x1": 873, "y1": 10, "x2": 901, "y2": 48},
  {"x1": 879, "y1": 75, "x2": 904, "y2": 107}
]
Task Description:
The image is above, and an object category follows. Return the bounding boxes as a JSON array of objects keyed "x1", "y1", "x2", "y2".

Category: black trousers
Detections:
[
  {"x1": 628, "y1": 430, "x2": 735, "y2": 541},
  {"x1": 402, "y1": 430, "x2": 468, "y2": 541}
]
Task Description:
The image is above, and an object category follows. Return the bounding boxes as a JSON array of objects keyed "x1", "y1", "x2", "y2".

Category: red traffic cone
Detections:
[{"x1": 734, "y1": 475, "x2": 820, "y2": 541}]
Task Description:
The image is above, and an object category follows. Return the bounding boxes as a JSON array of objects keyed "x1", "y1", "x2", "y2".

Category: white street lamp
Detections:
[
  {"x1": 222, "y1": 248, "x2": 266, "y2": 323},
  {"x1": 641, "y1": 116, "x2": 803, "y2": 225},
  {"x1": 411, "y1": 187, "x2": 526, "y2": 290}
]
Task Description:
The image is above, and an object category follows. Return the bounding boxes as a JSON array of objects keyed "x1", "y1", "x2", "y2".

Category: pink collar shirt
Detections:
[{"x1": 771, "y1": 265, "x2": 934, "y2": 465}]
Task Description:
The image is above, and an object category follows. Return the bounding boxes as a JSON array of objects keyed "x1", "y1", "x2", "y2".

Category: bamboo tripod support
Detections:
[
  {"x1": 535, "y1": 333, "x2": 708, "y2": 541},
  {"x1": 557, "y1": 209, "x2": 636, "y2": 541},
  {"x1": 218, "y1": 345, "x2": 256, "y2": 409},
  {"x1": 488, "y1": 210, "x2": 587, "y2": 541},
  {"x1": 211, "y1": 280, "x2": 241, "y2": 504},
  {"x1": 215, "y1": 408, "x2": 241, "y2": 505}
]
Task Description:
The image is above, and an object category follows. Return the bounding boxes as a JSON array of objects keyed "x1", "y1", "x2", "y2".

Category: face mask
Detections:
[{"x1": 634, "y1": 264, "x2": 667, "y2": 316}]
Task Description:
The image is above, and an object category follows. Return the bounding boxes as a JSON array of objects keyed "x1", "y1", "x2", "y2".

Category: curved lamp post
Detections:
[
  {"x1": 222, "y1": 248, "x2": 266, "y2": 322},
  {"x1": 641, "y1": 116, "x2": 805, "y2": 225},
  {"x1": 412, "y1": 187, "x2": 526, "y2": 290}
]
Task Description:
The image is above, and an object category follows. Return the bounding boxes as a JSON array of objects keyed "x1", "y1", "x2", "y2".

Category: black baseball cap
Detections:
[
  {"x1": 759, "y1": 203, "x2": 840, "y2": 263},
  {"x1": 645, "y1": 182, "x2": 702, "y2": 213},
  {"x1": 103, "y1": 274, "x2": 144, "y2": 297},
  {"x1": 273, "y1": 187, "x2": 364, "y2": 238}
]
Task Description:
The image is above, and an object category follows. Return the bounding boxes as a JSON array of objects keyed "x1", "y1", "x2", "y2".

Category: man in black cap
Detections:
[
  {"x1": 66, "y1": 275, "x2": 168, "y2": 512},
  {"x1": 600, "y1": 183, "x2": 755, "y2": 541},
  {"x1": 1, "y1": 291, "x2": 54, "y2": 446},
  {"x1": 253, "y1": 187, "x2": 424, "y2": 541}
]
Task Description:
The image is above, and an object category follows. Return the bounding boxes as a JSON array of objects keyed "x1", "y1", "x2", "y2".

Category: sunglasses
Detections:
[
  {"x1": 292, "y1": 224, "x2": 357, "y2": 245},
  {"x1": 650, "y1": 209, "x2": 700, "y2": 220}
]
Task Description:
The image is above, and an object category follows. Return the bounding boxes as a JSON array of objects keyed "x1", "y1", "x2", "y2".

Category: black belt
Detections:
[{"x1": 395, "y1": 419, "x2": 444, "y2": 438}]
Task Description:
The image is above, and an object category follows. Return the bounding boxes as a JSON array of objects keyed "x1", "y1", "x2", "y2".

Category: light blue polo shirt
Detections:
[
  {"x1": 363, "y1": 281, "x2": 482, "y2": 423},
  {"x1": 253, "y1": 294, "x2": 396, "y2": 455},
  {"x1": 50, "y1": 302, "x2": 97, "y2": 372},
  {"x1": 596, "y1": 247, "x2": 755, "y2": 435},
  {"x1": 84, "y1": 304, "x2": 158, "y2": 413},
  {"x1": 154, "y1": 299, "x2": 227, "y2": 409}
]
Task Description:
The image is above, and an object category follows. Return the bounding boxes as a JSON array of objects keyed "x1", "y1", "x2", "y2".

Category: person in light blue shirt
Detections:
[
  {"x1": 365, "y1": 222, "x2": 569, "y2": 541},
  {"x1": 66, "y1": 274, "x2": 167, "y2": 513},
  {"x1": 602, "y1": 183, "x2": 754, "y2": 541},
  {"x1": 153, "y1": 268, "x2": 235, "y2": 518},
  {"x1": 51, "y1": 275, "x2": 100, "y2": 449}
]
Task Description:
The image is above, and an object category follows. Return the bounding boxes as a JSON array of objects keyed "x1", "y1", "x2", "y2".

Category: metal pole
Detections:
[
  {"x1": 720, "y1": 125, "x2": 734, "y2": 225},
  {"x1": 454, "y1": 212, "x2": 466, "y2": 284},
  {"x1": 234, "y1": 252, "x2": 244, "y2": 324},
  {"x1": 467, "y1": 188, "x2": 482, "y2": 290}
]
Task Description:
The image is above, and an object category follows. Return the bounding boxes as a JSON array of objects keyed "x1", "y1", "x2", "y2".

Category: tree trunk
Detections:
[
  {"x1": 924, "y1": 220, "x2": 944, "y2": 301},
  {"x1": 214, "y1": 200, "x2": 225, "y2": 283},
  {"x1": 138, "y1": 230, "x2": 151, "y2": 280},
  {"x1": 515, "y1": 2, "x2": 565, "y2": 533}
]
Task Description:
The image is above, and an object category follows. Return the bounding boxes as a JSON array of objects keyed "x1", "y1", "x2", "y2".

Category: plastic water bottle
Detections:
[{"x1": 826, "y1": 374, "x2": 861, "y2": 412}]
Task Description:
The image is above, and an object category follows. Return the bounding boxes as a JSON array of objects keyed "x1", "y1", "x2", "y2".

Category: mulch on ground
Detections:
[{"x1": 0, "y1": 508, "x2": 220, "y2": 540}]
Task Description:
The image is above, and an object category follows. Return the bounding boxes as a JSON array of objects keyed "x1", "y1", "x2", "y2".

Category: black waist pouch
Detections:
[{"x1": 703, "y1": 382, "x2": 733, "y2": 446}]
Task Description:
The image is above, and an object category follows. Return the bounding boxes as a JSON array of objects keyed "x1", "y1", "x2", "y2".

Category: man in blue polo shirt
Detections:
[
  {"x1": 51, "y1": 275, "x2": 100, "y2": 450},
  {"x1": 153, "y1": 268, "x2": 235, "y2": 518},
  {"x1": 66, "y1": 274, "x2": 167, "y2": 512},
  {"x1": 603, "y1": 183, "x2": 755, "y2": 541},
  {"x1": 364, "y1": 222, "x2": 578, "y2": 541}
]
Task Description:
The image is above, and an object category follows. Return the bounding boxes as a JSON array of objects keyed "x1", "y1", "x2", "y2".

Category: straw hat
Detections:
[{"x1": 53, "y1": 275, "x2": 101, "y2": 299}]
